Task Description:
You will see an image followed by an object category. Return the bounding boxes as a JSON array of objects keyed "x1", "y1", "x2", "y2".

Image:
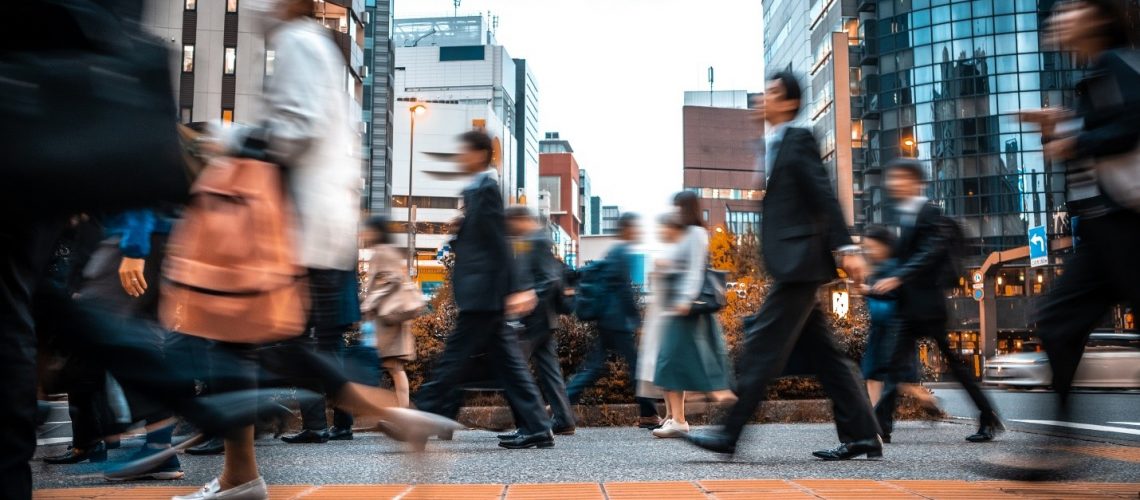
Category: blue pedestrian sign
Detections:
[{"x1": 1028, "y1": 225, "x2": 1048, "y2": 268}]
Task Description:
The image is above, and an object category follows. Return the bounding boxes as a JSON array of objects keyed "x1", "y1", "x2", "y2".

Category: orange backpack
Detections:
[{"x1": 160, "y1": 158, "x2": 308, "y2": 343}]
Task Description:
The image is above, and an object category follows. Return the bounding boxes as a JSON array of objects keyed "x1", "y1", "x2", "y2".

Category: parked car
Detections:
[{"x1": 983, "y1": 333, "x2": 1140, "y2": 389}]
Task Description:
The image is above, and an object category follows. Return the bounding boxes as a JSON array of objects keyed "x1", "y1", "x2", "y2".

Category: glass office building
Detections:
[{"x1": 860, "y1": 0, "x2": 1082, "y2": 257}]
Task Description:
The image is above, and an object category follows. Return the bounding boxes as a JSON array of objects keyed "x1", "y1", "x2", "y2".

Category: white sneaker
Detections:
[
  {"x1": 651, "y1": 419, "x2": 690, "y2": 438},
  {"x1": 173, "y1": 477, "x2": 268, "y2": 500}
]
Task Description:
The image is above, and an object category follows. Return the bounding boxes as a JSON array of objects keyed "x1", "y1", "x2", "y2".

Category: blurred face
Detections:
[
  {"x1": 620, "y1": 221, "x2": 642, "y2": 242},
  {"x1": 659, "y1": 224, "x2": 682, "y2": 243},
  {"x1": 862, "y1": 238, "x2": 892, "y2": 263},
  {"x1": 886, "y1": 169, "x2": 923, "y2": 200},
  {"x1": 1047, "y1": 1, "x2": 1108, "y2": 50},
  {"x1": 763, "y1": 79, "x2": 799, "y2": 126},
  {"x1": 507, "y1": 217, "x2": 531, "y2": 237},
  {"x1": 457, "y1": 144, "x2": 490, "y2": 174}
]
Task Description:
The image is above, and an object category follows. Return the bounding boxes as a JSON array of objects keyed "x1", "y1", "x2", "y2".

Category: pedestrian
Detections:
[
  {"x1": 413, "y1": 130, "x2": 555, "y2": 450},
  {"x1": 870, "y1": 159, "x2": 1002, "y2": 443},
  {"x1": 360, "y1": 215, "x2": 417, "y2": 409},
  {"x1": 633, "y1": 214, "x2": 684, "y2": 426},
  {"x1": 651, "y1": 192, "x2": 733, "y2": 439},
  {"x1": 686, "y1": 71, "x2": 882, "y2": 460},
  {"x1": 858, "y1": 225, "x2": 938, "y2": 444},
  {"x1": 497, "y1": 206, "x2": 576, "y2": 439},
  {"x1": 565, "y1": 212, "x2": 663, "y2": 430}
]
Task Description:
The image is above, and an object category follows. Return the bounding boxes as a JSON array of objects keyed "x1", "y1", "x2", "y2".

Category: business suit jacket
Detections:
[
  {"x1": 760, "y1": 127, "x2": 853, "y2": 283},
  {"x1": 513, "y1": 229, "x2": 561, "y2": 334},
  {"x1": 890, "y1": 201, "x2": 950, "y2": 321},
  {"x1": 598, "y1": 242, "x2": 641, "y2": 334},
  {"x1": 452, "y1": 172, "x2": 513, "y2": 313}
]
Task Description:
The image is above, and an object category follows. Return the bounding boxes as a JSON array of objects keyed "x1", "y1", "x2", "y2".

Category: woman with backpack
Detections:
[{"x1": 650, "y1": 192, "x2": 734, "y2": 439}]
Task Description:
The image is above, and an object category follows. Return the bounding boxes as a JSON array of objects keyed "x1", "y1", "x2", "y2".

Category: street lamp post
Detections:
[{"x1": 407, "y1": 103, "x2": 427, "y2": 278}]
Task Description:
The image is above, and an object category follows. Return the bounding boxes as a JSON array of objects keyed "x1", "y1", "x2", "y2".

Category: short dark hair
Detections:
[
  {"x1": 885, "y1": 158, "x2": 926, "y2": 182},
  {"x1": 364, "y1": 214, "x2": 392, "y2": 244},
  {"x1": 617, "y1": 212, "x2": 639, "y2": 232},
  {"x1": 673, "y1": 191, "x2": 705, "y2": 228},
  {"x1": 1080, "y1": 0, "x2": 1137, "y2": 49},
  {"x1": 863, "y1": 225, "x2": 897, "y2": 248},
  {"x1": 768, "y1": 71, "x2": 803, "y2": 114},
  {"x1": 505, "y1": 205, "x2": 536, "y2": 220},
  {"x1": 460, "y1": 130, "x2": 494, "y2": 167}
]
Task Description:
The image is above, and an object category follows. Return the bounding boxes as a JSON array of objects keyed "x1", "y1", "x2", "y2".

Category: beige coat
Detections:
[{"x1": 363, "y1": 245, "x2": 416, "y2": 361}]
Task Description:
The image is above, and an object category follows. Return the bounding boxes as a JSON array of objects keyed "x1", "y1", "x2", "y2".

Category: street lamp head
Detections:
[
  {"x1": 902, "y1": 138, "x2": 915, "y2": 147},
  {"x1": 410, "y1": 104, "x2": 427, "y2": 115}
]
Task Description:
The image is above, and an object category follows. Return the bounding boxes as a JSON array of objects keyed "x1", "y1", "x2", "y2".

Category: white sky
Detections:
[{"x1": 394, "y1": 0, "x2": 766, "y2": 219}]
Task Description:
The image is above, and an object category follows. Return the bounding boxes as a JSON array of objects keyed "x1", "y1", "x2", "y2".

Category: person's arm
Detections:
[
  {"x1": 511, "y1": 236, "x2": 536, "y2": 295},
  {"x1": 890, "y1": 207, "x2": 950, "y2": 285},
  {"x1": 610, "y1": 245, "x2": 638, "y2": 316},
  {"x1": 1075, "y1": 52, "x2": 1140, "y2": 159},
  {"x1": 788, "y1": 130, "x2": 853, "y2": 250},
  {"x1": 676, "y1": 229, "x2": 708, "y2": 308},
  {"x1": 532, "y1": 235, "x2": 560, "y2": 298},
  {"x1": 118, "y1": 209, "x2": 156, "y2": 259}
]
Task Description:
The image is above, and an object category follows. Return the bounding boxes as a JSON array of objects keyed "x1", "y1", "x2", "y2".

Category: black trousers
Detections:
[
  {"x1": 0, "y1": 219, "x2": 63, "y2": 500},
  {"x1": 877, "y1": 317, "x2": 995, "y2": 425},
  {"x1": 721, "y1": 281, "x2": 878, "y2": 444},
  {"x1": 1036, "y1": 209, "x2": 1140, "y2": 406},
  {"x1": 517, "y1": 324, "x2": 575, "y2": 429},
  {"x1": 415, "y1": 311, "x2": 551, "y2": 435},
  {"x1": 294, "y1": 334, "x2": 354, "y2": 431},
  {"x1": 565, "y1": 329, "x2": 659, "y2": 418},
  {"x1": 873, "y1": 380, "x2": 902, "y2": 437}
]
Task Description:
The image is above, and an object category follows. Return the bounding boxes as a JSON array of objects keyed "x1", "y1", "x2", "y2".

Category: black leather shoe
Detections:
[
  {"x1": 44, "y1": 442, "x2": 107, "y2": 464},
  {"x1": 967, "y1": 413, "x2": 1004, "y2": 442},
  {"x1": 498, "y1": 430, "x2": 554, "y2": 449},
  {"x1": 497, "y1": 429, "x2": 520, "y2": 441},
  {"x1": 881, "y1": 433, "x2": 892, "y2": 444},
  {"x1": 327, "y1": 426, "x2": 353, "y2": 441},
  {"x1": 684, "y1": 430, "x2": 737, "y2": 456},
  {"x1": 281, "y1": 429, "x2": 329, "y2": 444},
  {"x1": 553, "y1": 425, "x2": 576, "y2": 436},
  {"x1": 185, "y1": 436, "x2": 225, "y2": 455},
  {"x1": 812, "y1": 437, "x2": 883, "y2": 461}
]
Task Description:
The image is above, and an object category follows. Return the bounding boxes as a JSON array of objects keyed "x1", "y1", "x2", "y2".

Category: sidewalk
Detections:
[{"x1": 32, "y1": 480, "x2": 1140, "y2": 499}]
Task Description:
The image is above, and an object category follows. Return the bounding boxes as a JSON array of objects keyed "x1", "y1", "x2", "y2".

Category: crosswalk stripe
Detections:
[{"x1": 1012, "y1": 419, "x2": 1140, "y2": 436}]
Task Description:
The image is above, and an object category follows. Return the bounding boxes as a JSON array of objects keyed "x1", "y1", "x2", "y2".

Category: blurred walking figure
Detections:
[
  {"x1": 564, "y1": 212, "x2": 662, "y2": 430},
  {"x1": 651, "y1": 193, "x2": 733, "y2": 439},
  {"x1": 686, "y1": 72, "x2": 882, "y2": 460},
  {"x1": 360, "y1": 215, "x2": 419, "y2": 409},
  {"x1": 1001, "y1": 0, "x2": 1140, "y2": 478},
  {"x1": 872, "y1": 160, "x2": 1000, "y2": 443},
  {"x1": 413, "y1": 130, "x2": 555, "y2": 450},
  {"x1": 858, "y1": 225, "x2": 936, "y2": 444},
  {"x1": 497, "y1": 206, "x2": 576, "y2": 439}
]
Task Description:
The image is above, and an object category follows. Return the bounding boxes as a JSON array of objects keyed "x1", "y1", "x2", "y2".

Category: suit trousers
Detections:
[
  {"x1": 293, "y1": 334, "x2": 354, "y2": 431},
  {"x1": 0, "y1": 218, "x2": 63, "y2": 500},
  {"x1": 722, "y1": 281, "x2": 878, "y2": 444},
  {"x1": 518, "y1": 326, "x2": 575, "y2": 429},
  {"x1": 415, "y1": 311, "x2": 551, "y2": 435},
  {"x1": 565, "y1": 329, "x2": 659, "y2": 418},
  {"x1": 880, "y1": 317, "x2": 994, "y2": 421},
  {"x1": 1036, "y1": 209, "x2": 1140, "y2": 406}
]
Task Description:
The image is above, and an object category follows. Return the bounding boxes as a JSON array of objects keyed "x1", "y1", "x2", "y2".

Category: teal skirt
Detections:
[{"x1": 654, "y1": 313, "x2": 731, "y2": 392}]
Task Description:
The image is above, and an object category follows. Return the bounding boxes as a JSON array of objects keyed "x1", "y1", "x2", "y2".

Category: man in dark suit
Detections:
[
  {"x1": 413, "y1": 130, "x2": 554, "y2": 449},
  {"x1": 870, "y1": 159, "x2": 1001, "y2": 443},
  {"x1": 564, "y1": 213, "x2": 661, "y2": 429},
  {"x1": 686, "y1": 72, "x2": 882, "y2": 461},
  {"x1": 498, "y1": 206, "x2": 576, "y2": 437}
]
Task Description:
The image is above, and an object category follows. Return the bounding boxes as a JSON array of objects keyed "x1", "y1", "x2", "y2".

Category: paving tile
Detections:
[
  {"x1": 603, "y1": 481, "x2": 708, "y2": 500},
  {"x1": 791, "y1": 479, "x2": 924, "y2": 499},
  {"x1": 400, "y1": 484, "x2": 505, "y2": 500},
  {"x1": 504, "y1": 483, "x2": 604, "y2": 500},
  {"x1": 297, "y1": 484, "x2": 411, "y2": 499},
  {"x1": 701, "y1": 479, "x2": 817, "y2": 499}
]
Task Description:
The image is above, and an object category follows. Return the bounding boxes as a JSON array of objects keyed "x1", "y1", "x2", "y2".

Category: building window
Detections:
[
  {"x1": 226, "y1": 0, "x2": 238, "y2": 12},
  {"x1": 185, "y1": 0, "x2": 195, "y2": 10},
  {"x1": 265, "y1": 50, "x2": 275, "y2": 76},
  {"x1": 180, "y1": 107, "x2": 192, "y2": 124},
  {"x1": 221, "y1": 108, "x2": 234, "y2": 126},
  {"x1": 223, "y1": 47, "x2": 237, "y2": 75},
  {"x1": 182, "y1": 45, "x2": 194, "y2": 72},
  {"x1": 703, "y1": 210, "x2": 709, "y2": 222}
]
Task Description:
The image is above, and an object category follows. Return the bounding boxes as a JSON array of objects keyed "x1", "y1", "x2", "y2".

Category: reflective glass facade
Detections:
[{"x1": 861, "y1": 0, "x2": 1081, "y2": 257}]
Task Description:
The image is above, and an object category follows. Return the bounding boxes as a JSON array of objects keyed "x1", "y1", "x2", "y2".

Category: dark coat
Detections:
[
  {"x1": 597, "y1": 242, "x2": 641, "y2": 334},
  {"x1": 513, "y1": 229, "x2": 561, "y2": 333},
  {"x1": 760, "y1": 127, "x2": 853, "y2": 283},
  {"x1": 452, "y1": 172, "x2": 514, "y2": 313},
  {"x1": 890, "y1": 202, "x2": 951, "y2": 321}
]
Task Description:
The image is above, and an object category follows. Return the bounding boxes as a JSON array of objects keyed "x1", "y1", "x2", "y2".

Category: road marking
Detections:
[
  {"x1": 1106, "y1": 422, "x2": 1140, "y2": 427},
  {"x1": 1012, "y1": 419, "x2": 1140, "y2": 436}
]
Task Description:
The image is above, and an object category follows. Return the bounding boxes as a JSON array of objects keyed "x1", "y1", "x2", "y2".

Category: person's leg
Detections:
[
  {"x1": 665, "y1": 391, "x2": 686, "y2": 424},
  {"x1": 383, "y1": 359, "x2": 410, "y2": 408},
  {"x1": 611, "y1": 331, "x2": 660, "y2": 418},
  {"x1": 487, "y1": 314, "x2": 552, "y2": 436},
  {"x1": 866, "y1": 379, "x2": 884, "y2": 407},
  {"x1": 414, "y1": 312, "x2": 494, "y2": 420},
  {"x1": 328, "y1": 334, "x2": 355, "y2": 431},
  {"x1": 291, "y1": 335, "x2": 331, "y2": 432},
  {"x1": 719, "y1": 282, "x2": 820, "y2": 442},
  {"x1": 874, "y1": 380, "x2": 898, "y2": 439},
  {"x1": 926, "y1": 323, "x2": 994, "y2": 417},
  {"x1": 530, "y1": 331, "x2": 575, "y2": 429},
  {"x1": 796, "y1": 307, "x2": 880, "y2": 444},
  {"x1": 564, "y1": 336, "x2": 610, "y2": 404},
  {"x1": 0, "y1": 219, "x2": 62, "y2": 500}
]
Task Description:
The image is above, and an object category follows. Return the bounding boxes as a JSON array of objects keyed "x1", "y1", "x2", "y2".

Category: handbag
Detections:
[
  {"x1": 361, "y1": 257, "x2": 426, "y2": 326},
  {"x1": 689, "y1": 268, "x2": 728, "y2": 315},
  {"x1": 1091, "y1": 51, "x2": 1140, "y2": 214},
  {"x1": 0, "y1": 0, "x2": 190, "y2": 212}
]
